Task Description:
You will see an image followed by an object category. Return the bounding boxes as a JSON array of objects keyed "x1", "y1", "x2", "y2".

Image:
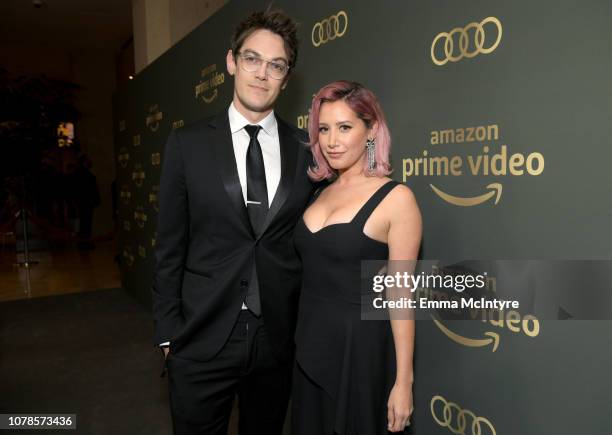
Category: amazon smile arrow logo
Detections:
[
  {"x1": 430, "y1": 183, "x2": 503, "y2": 206},
  {"x1": 201, "y1": 88, "x2": 218, "y2": 103},
  {"x1": 195, "y1": 64, "x2": 225, "y2": 104},
  {"x1": 432, "y1": 316, "x2": 500, "y2": 352},
  {"x1": 402, "y1": 124, "x2": 546, "y2": 208}
]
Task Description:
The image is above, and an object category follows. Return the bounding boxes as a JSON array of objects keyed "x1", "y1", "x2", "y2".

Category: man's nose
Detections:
[{"x1": 255, "y1": 61, "x2": 268, "y2": 80}]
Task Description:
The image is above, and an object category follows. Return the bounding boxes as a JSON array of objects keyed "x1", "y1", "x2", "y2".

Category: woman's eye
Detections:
[
  {"x1": 318, "y1": 126, "x2": 328, "y2": 133},
  {"x1": 340, "y1": 125, "x2": 351, "y2": 131}
]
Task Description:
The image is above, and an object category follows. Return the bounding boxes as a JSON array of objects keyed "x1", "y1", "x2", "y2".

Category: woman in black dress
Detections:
[{"x1": 292, "y1": 81, "x2": 422, "y2": 434}]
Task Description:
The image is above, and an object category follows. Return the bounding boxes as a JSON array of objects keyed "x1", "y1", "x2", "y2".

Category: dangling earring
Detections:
[{"x1": 366, "y1": 138, "x2": 376, "y2": 172}]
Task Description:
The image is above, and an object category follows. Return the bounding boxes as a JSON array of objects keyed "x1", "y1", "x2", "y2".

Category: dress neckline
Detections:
[{"x1": 301, "y1": 180, "x2": 396, "y2": 235}]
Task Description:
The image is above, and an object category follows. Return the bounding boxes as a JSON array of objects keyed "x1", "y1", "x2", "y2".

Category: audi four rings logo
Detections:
[
  {"x1": 431, "y1": 395, "x2": 496, "y2": 435},
  {"x1": 431, "y1": 17, "x2": 502, "y2": 65},
  {"x1": 311, "y1": 11, "x2": 348, "y2": 47}
]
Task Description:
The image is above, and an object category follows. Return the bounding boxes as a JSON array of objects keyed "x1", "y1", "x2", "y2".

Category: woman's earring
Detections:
[{"x1": 366, "y1": 138, "x2": 376, "y2": 172}]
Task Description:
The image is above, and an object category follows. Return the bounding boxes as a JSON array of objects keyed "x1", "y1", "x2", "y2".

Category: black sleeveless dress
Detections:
[{"x1": 292, "y1": 180, "x2": 404, "y2": 435}]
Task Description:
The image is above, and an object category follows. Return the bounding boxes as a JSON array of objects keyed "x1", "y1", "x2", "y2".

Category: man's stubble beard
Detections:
[{"x1": 237, "y1": 92, "x2": 275, "y2": 115}]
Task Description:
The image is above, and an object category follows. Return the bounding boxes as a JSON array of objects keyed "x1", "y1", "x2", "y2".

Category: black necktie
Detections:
[
  {"x1": 243, "y1": 124, "x2": 267, "y2": 316},
  {"x1": 244, "y1": 125, "x2": 268, "y2": 235}
]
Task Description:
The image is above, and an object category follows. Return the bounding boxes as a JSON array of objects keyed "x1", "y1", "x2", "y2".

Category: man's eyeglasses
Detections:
[{"x1": 236, "y1": 51, "x2": 289, "y2": 80}]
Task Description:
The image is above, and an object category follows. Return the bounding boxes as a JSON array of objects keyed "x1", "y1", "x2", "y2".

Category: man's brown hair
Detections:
[{"x1": 231, "y1": 8, "x2": 299, "y2": 70}]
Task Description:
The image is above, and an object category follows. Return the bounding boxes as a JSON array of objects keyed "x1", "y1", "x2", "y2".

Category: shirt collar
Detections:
[{"x1": 228, "y1": 102, "x2": 277, "y2": 137}]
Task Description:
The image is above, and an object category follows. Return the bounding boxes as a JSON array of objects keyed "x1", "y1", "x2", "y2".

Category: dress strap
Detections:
[
  {"x1": 308, "y1": 181, "x2": 331, "y2": 206},
  {"x1": 352, "y1": 180, "x2": 401, "y2": 228}
]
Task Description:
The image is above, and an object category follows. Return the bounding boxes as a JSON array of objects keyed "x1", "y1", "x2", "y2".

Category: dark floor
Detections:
[{"x1": 0, "y1": 288, "x2": 172, "y2": 435}]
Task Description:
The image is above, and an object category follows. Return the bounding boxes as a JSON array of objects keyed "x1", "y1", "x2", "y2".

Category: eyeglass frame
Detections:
[{"x1": 234, "y1": 50, "x2": 291, "y2": 80}]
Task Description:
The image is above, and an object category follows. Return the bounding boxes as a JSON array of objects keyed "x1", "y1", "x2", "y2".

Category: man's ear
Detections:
[
  {"x1": 226, "y1": 49, "x2": 236, "y2": 76},
  {"x1": 281, "y1": 76, "x2": 289, "y2": 90}
]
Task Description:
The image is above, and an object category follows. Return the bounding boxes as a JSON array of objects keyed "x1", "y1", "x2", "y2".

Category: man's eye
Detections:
[
  {"x1": 270, "y1": 63, "x2": 286, "y2": 72},
  {"x1": 245, "y1": 56, "x2": 260, "y2": 64}
]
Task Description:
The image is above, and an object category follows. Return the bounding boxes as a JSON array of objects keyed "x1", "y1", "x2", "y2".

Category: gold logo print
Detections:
[
  {"x1": 432, "y1": 316, "x2": 499, "y2": 352},
  {"x1": 123, "y1": 220, "x2": 131, "y2": 231},
  {"x1": 134, "y1": 206, "x2": 148, "y2": 229},
  {"x1": 138, "y1": 245, "x2": 146, "y2": 258},
  {"x1": 151, "y1": 232, "x2": 157, "y2": 247},
  {"x1": 431, "y1": 305, "x2": 540, "y2": 351},
  {"x1": 403, "y1": 124, "x2": 545, "y2": 207},
  {"x1": 312, "y1": 11, "x2": 348, "y2": 47},
  {"x1": 195, "y1": 64, "x2": 225, "y2": 104},
  {"x1": 146, "y1": 105, "x2": 163, "y2": 132},
  {"x1": 431, "y1": 17, "x2": 502, "y2": 66},
  {"x1": 172, "y1": 119, "x2": 185, "y2": 130},
  {"x1": 201, "y1": 89, "x2": 217, "y2": 103},
  {"x1": 430, "y1": 183, "x2": 502, "y2": 207},
  {"x1": 132, "y1": 163, "x2": 146, "y2": 187},
  {"x1": 123, "y1": 247, "x2": 135, "y2": 267},
  {"x1": 120, "y1": 185, "x2": 132, "y2": 205},
  {"x1": 133, "y1": 134, "x2": 141, "y2": 147},
  {"x1": 431, "y1": 395, "x2": 496, "y2": 435},
  {"x1": 117, "y1": 147, "x2": 130, "y2": 169},
  {"x1": 296, "y1": 93, "x2": 316, "y2": 129},
  {"x1": 149, "y1": 185, "x2": 159, "y2": 212},
  {"x1": 297, "y1": 113, "x2": 309, "y2": 130},
  {"x1": 151, "y1": 152, "x2": 161, "y2": 166}
]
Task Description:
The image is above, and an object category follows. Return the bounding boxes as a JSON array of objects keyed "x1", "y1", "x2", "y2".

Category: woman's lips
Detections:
[{"x1": 326, "y1": 151, "x2": 344, "y2": 159}]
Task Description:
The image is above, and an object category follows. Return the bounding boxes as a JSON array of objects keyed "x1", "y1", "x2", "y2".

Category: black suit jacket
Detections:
[{"x1": 152, "y1": 110, "x2": 314, "y2": 363}]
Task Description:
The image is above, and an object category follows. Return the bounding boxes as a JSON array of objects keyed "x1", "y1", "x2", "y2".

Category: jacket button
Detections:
[{"x1": 240, "y1": 279, "x2": 248, "y2": 287}]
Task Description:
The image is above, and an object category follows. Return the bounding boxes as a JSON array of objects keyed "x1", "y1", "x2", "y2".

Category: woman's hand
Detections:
[{"x1": 387, "y1": 382, "x2": 413, "y2": 432}]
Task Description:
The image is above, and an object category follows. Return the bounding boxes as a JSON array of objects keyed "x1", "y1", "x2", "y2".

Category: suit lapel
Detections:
[
  {"x1": 257, "y1": 116, "x2": 300, "y2": 241},
  {"x1": 209, "y1": 112, "x2": 254, "y2": 236}
]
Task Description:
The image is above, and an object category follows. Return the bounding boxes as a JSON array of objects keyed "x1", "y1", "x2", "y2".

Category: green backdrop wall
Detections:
[{"x1": 113, "y1": 1, "x2": 612, "y2": 433}]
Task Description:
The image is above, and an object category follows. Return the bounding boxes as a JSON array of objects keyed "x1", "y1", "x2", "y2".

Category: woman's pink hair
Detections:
[{"x1": 307, "y1": 80, "x2": 392, "y2": 180}]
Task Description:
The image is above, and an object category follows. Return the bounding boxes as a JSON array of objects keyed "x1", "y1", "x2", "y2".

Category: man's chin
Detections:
[{"x1": 241, "y1": 99, "x2": 273, "y2": 115}]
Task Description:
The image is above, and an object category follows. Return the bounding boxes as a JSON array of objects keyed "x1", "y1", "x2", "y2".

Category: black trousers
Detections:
[{"x1": 166, "y1": 310, "x2": 292, "y2": 435}]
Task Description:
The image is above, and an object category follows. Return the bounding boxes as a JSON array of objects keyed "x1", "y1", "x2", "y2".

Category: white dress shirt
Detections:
[
  {"x1": 229, "y1": 103, "x2": 281, "y2": 311},
  {"x1": 227, "y1": 102, "x2": 281, "y2": 206}
]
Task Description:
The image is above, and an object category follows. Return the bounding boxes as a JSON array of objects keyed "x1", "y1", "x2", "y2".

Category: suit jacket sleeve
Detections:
[{"x1": 151, "y1": 129, "x2": 188, "y2": 345}]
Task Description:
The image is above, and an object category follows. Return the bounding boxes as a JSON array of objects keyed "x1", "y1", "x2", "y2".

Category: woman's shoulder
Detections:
[{"x1": 379, "y1": 179, "x2": 419, "y2": 212}]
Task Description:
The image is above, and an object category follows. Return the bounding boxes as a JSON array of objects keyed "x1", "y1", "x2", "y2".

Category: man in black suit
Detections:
[{"x1": 152, "y1": 9, "x2": 314, "y2": 435}]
